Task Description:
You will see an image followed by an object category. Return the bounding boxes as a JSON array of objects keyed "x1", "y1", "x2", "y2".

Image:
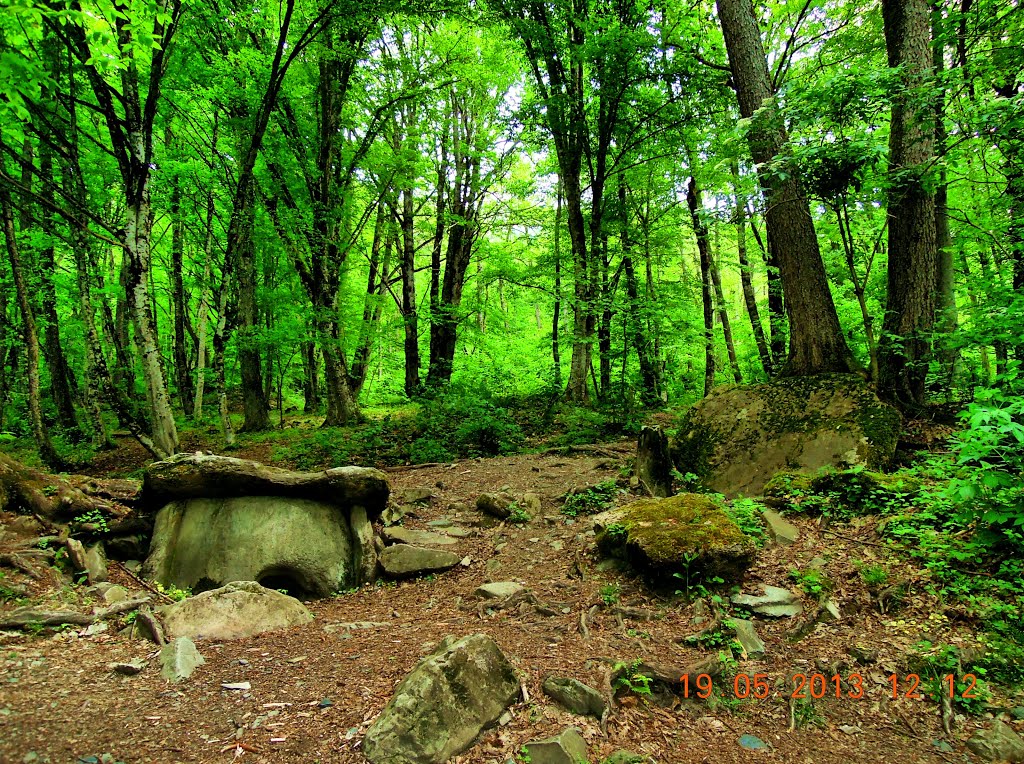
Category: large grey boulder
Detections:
[
  {"x1": 143, "y1": 496, "x2": 354, "y2": 597},
  {"x1": 380, "y1": 545, "x2": 460, "y2": 578},
  {"x1": 362, "y1": 633, "x2": 519, "y2": 764},
  {"x1": 160, "y1": 581, "x2": 313, "y2": 641},
  {"x1": 966, "y1": 721, "x2": 1024, "y2": 762},
  {"x1": 670, "y1": 374, "x2": 901, "y2": 498}
]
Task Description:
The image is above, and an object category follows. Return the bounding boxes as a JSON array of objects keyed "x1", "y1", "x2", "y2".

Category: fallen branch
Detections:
[
  {"x1": 112, "y1": 561, "x2": 175, "y2": 603},
  {"x1": 0, "y1": 453, "x2": 138, "y2": 521},
  {"x1": 136, "y1": 605, "x2": 167, "y2": 646},
  {"x1": 0, "y1": 595, "x2": 152, "y2": 630}
]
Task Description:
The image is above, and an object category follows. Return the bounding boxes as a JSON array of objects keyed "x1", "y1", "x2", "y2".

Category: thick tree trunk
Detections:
[
  {"x1": 170, "y1": 181, "x2": 195, "y2": 417},
  {"x1": 552, "y1": 179, "x2": 563, "y2": 388},
  {"x1": 399, "y1": 187, "x2": 421, "y2": 398},
  {"x1": 212, "y1": 284, "x2": 236, "y2": 447},
  {"x1": 636, "y1": 426, "x2": 673, "y2": 498},
  {"x1": 717, "y1": 0, "x2": 855, "y2": 376},
  {"x1": 877, "y1": 0, "x2": 938, "y2": 409},
  {"x1": 322, "y1": 336, "x2": 361, "y2": 426},
  {"x1": 1, "y1": 179, "x2": 61, "y2": 468},
  {"x1": 687, "y1": 177, "x2": 717, "y2": 398}
]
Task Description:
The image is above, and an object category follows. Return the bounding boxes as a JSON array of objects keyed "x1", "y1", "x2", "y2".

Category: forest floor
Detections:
[{"x1": 0, "y1": 431, "x2": 1005, "y2": 764}]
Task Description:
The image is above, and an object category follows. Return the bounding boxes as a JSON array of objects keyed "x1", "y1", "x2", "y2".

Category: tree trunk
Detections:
[
  {"x1": 710, "y1": 234, "x2": 742, "y2": 384},
  {"x1": 1, "y1": 177, "x2": 61, "y2": 468},
  {"x1": 687, "y1": 177, "x2": 717, "y2": 397},
  {"x1": 717, "y1": 0, "x2": 855, "y2": 376},
  {"x1": 636, "y1": 426, "x2": 673, "y2": 498},
  {"x1": 877, "y1": 0, "x2": 938, "y2": 409},
  {"x1": 552, "y1": 178, "x2": 563, "y2": 388},
  {"x1": 301, "y1": 341, "x2": 321, "y2": 413},
  {"x1": 732, "y1": 162, "x2": 772, "y2": 376},
  {"x1": 619, "y1": 184, "x2": 661, "y2": 405},
  {"x1": 834, "y1": 202, "x2": 879, "y2": 379},
  {"x1": 399, "y1": 186, "x2": 421, "y2": 398},
  {"x1": 212, "y1": 284, "x2": 236, "y2": 447},
  {"x1": 170, "y1": 180, "x2": 195, "y2": 417}
]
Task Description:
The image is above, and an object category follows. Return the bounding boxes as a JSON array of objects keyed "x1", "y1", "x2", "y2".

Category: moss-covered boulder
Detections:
[
  {"x1": 670, "y1": 374, "x2": 901, "y2": 498},
  {"x1": 763, "y1": 468, "x2": 919, "y2": 515},
  {"x1": 596, "y1": 494, "x2": 756, "y2": 583}
]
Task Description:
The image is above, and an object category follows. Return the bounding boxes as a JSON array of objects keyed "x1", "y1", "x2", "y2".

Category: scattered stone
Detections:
[
  {"x1": 550, "y1": 540, "x2": 564, "y2": 551},
  {"x1": 730, "y1": 618, "x2": 766, "y2": 660},
  {"x1": 399, "y1": 488, "x2": 434, "y2": 504},
  {"x1": 84, "y1": 622, "x2": 109, "y2": 636},
  {"x1": 807, "y1": 556, "x2": 828, "y2": 569},
  {"x1": 318, "y1": 698, "x2": 333, "y2": 709},
  {"x1": 427, "y1": 519, "x2": 453, "y2": 528},
  {"x1": 542, "y1": 677, "x2": 607, "y2": 718},
  {"x1": 222, "y1": 681, "x2": 251, "y2": 691},
  {"x1": 485, "y1": 559, "x2": 502, "y2": 576},
  {"x1": 380, "y1": 545, "x2": 460, "y2": 578},
  {"x1": 442, "y1": 527, "x2": 473, "y2": 539},
  {"x1": 383, "y1": 527, "x2": 457, "y2": 547},
  {"x1": 731, "y1": 585, "x2": 803, "y2": 618},
  {"x1": 738, "y1": 734, "x2": 769, "y2": 751},
  {"x1": 381, "y1": 505, "x2": 411, "y2": 526},
  {"x1": 848, "y1": 645, "x2": 879, "y2": 665},
  {"x1": 460, "y1": 556, "x2": 472, "y2": 567},
  {"x1": 159, "y1": 637, "x2": 205, "y2": 682},
  {"x1": 123, "y1": 559, "x2": 143, "y2": 574},
  {"x1": 498, "y1": 710, "x2": 513, "y2": 726},
  {"x1": 596, "y1": 494, "x2": 756, "y2": 583},
  {"x1": 965, "y1": 721, "x2": 1024, "y2": 762},
  {"x1": 362, "y1": 634, "x2": 519, "y2": 764},
  {"x1": 476, "y1": 492, "x2": 516, "y2": 520},
  {"x1": 839, "y1": 725, "x2": 862, "y2": 735},
  {"x1": 761, "y1": 509, "x2": 799, "y2": 546},
  {"x1": 1013, "y1": 707, "x2": 1024, "y2": 721},
  {"x1": 521, "y1": 493, "x2": 542, "y2": 514},
  {"x1": 109, "y1": 659, "x2": 146, "y2": 676},
  {"x1": 102, "y1": 585, "x2": 129, "y2": 605},
  {"x1": 818, "y1": 599, "x2": 841, "y2": 622},
  {"x1": 475, "y1": 582, "x2": 525, "y2": 600},
  {"x1": 595, "y1": 559, "x2": 625, "y2": 573},
  {"x1": 670, "y1": 374, "x2": 901, "y2": 498},
  {"x1": 522, "y1": 727, "x2": 588, "y2": 764},
  {"x1": 160, "y1": 581, "x2": 313, "y2": 641}
]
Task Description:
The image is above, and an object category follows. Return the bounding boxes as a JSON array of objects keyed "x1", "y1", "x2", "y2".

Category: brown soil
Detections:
[{"x1": 0, "y1": 442, "x2": 1007, "y2": 764}]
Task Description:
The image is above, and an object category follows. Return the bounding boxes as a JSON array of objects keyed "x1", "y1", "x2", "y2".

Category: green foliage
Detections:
[
  {"x1": 562, "y1": 480, "x2": 619, "y2": 517},
  {"x1": 0, "y1": 572, "x2": 25, "y2": 604},
  {"x1": 789, "y1": 568, "x2": 832, "y2": 601},
  {"x1": 600, "y1": 583, "x2": 621, "y2": 605},
  {"x1": 412, "y1": 390, "x2": 524, "y2": 460},
  {"x1": 506, "y1": 504, "x2": 531, "y2": 524},
  {"x1": 791, "y1": 698, "x2": 827, "y2": 729},
  {"x1": 74, "y1": 508, "x2": 109, "y2": 534},
  {"x1": 613, "y1": 658, "x2": 653, "y2": 696},
  {"x1": 155, "y1": 582, "x2": 191, "y2": 602},
  {"x1": 911, "y1": 642, "x2": 990, "y2": 715},
  {"x1": 858, "y1": 564, "x2": 889, "y2": 589},
  {"x1": 684, "y1": 620, "x2": 743, "y2": 657},
  {"x1": 724, "y1": 498, "x2": 766, "y2": 543},
  {"x1": 604, "y1": 522, "x2": 628, "y2": 544}
]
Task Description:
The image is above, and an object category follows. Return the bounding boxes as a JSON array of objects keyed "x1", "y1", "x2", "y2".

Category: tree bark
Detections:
[
  {"x1": 732, "y1": 162, "x2": 772, "y2": 376},
  {"x1": 399, "y1": 185, "x2": 421, "y2": 398},
  {"x1": 169, "y1": 177, "x2": 195, "y2": 417},
  {"x1": 687, "y1": 177, "x2": 717, "y2": 398},
  {"x1": 710, "y1": 235, "x2": 742, "y2": 384},
  {"x1": 877, "y1": 0, "x2": 938, "y2": 409},
  {"x1": 636, "y1": 426, "x2": 673, "y2": 498},
  {"x1": 552, "y1": 178, "x2": 563, "y2": 388},
  {"x1": 717, "y1": 0, "x2": 855, "y2": 376}
]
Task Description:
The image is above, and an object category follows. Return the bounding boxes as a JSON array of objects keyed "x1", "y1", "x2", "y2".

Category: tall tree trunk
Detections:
[
  {"x1": 732, "y1": 163, "x2": 772, "y2": 375},
  {"x1": 301, "y1": 341, "x2": 320, "y2": 413},
  {"x1": 35, "y1": 143, "x2": 80, "y2": 433},
  {"x1": 598, "y1": 237, "x2": 612, "y2": 399},
  {"x1": 212, "y1": 284, "x2": 236, "y2": 447},
  {"x1": 833, "y1": 202, "x2": 879, "y2": 379},
  {"x1": 710, "y1": 233, "x2": 742, "y2": 384},
  {"x1": 619, "y1": 184, "x2": 660, "y2": 405},
  {"x1": 552, "y1": 179, "x2": 563, "y2": 389},
  {"x1": 717, "y1": 0, "x2": 855, "y2": 376},
  {"x1": 170, "y1": 179, "x2": 195, "y2": 417},
  {"x1": 878, "y1": 0, "x2": 938, "y2": 408},
  {"x1": 192, "y1": 190, "x2": 215, "y2": 421},
  {"x1": 399, "y1": 187, "x2": 421, "y2": 398},
  {"x1": 687, "y1": 177, "x2": 717, "y2": 397},
  {"x1": 1, "y1": 176, "x2": 60, "y2": 468}
]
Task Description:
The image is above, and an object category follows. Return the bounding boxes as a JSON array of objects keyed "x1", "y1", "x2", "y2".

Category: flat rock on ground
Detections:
[
  {"x1": 379, "y1": 544, "x2": 460, "y2": 578},
  {"x1": 160, "y1": 581, "x2": 314, "y2": 641}
]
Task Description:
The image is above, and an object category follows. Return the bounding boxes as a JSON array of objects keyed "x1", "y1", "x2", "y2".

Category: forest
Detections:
[{"x1": 1, "y1": 0, "x2": 1024, "y2": 761}]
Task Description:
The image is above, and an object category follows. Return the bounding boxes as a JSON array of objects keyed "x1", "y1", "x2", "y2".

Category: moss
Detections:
[
  {"x1": 597, "y1": 494, "x2": 756, "y2": 582},
  {"x1": 762, "y1": 467, "x2": 919, "y2": 515}
]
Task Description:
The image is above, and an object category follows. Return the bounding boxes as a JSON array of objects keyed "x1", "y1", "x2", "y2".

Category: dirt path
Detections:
[{"x1": 0, "y1": 446, "x2": 987, "y2": 763}]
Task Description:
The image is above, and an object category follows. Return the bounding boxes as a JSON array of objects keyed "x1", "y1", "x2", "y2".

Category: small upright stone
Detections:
[
  {"x1": 475, "y1": 582, "x2": 525, "y2": 599},
  {"x1": 730, "y1": 618, "x2": 766, "y2": 660},
  {"x1": 542, "y1": 676, "x2": 607, "y2": 718},
  {"x1": 761, "y1": 508, "x2": 799, "y2": 546},
  {"x1": 522, "y1": 727, "x2": 589, "y2": 764},
  {"x1": 159, "y1": 637, "x2": 205, "y2": 682}
]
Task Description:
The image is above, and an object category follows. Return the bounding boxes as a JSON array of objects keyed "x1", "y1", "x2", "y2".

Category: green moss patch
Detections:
[
  {"x1": 597, "y1": 494, "x2": 757, "y2": 584},
  {"x1": 763, "y1": 468, "x2": 919, "y2": 516}
]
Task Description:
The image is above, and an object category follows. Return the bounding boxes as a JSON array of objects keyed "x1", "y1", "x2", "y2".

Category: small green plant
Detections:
[
  {"x1": 604, "y1": 522, "x2": 628, "y2": 543},
  {"x1": 562, "y1": 480, "x2": 618, "y2": 517},
  {"x1": 725, "y1": 498, "x2": 766, "y2": 543},
  {"x1": 789, "y1": 568, "x2": 832, "y2": 601},
  {"x1": 155, "y1": 582, "x2": 191, "y2": 602},
  {"x1": 625, "y1": 627, "x2": 651, "y2": 639},
  {"x1": 74, "y1": 508, "x2": 109, "y2": 534},
  {"x1": 600, "y1": 583, "x2": 621, "y2": 605},
  {"x1": 613, "y1": 658, "x2": 653, "y2": 696},
  {"x1": 791, "y1": 697, "x2": 826, "y2": 728},
  {"x1": 334, "y1": 586, "x2": 359, "y2": 597},
  {"x1": 859, "y1": 564, "x2": 889, "y2": 589},
  {"x1": 685, "y1": 620, "x2": 743, "y2": 657},
  {"x1": 507, "y1": 504, "x2": 531, "y2": 524},
  {"x1": 0, "y1": 572, "x2": 25, "y2": 604}
]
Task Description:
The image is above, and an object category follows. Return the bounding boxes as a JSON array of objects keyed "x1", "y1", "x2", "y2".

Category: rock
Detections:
[
  {"x1": 323, "y1": 621, "x2": 388, "y2": 634},
  {"x1": 382, "y1": 505, "x2": 411, "y2": 526},
  {"x1": 476, "y1": 492, "x2": 516, "y2": 520},
  {"x1": 383, "y1": 527, "x2": 457, "y2": 547},
  {"x1": 362, "y1": 633, "x2": 519, "y2": 764},
  {"x1": 522, "y1": 727, "x2": 588, "y2": 764},
  {"x1": 380, "y1": 545, "x2": 460, "y2": 578},
  {"x1": 818, "y1": 599, "x2": 841, "y2": 622},
  {"x1": 7, "y1": 516, "x2": 43, "y2": 536},
  {"x1": 521, "y1": 493, "x2": 542, "y2": 514},
  {"x1": 636, "y1": 426, "x2": 673, "y2": 498},
  {"x1": 399, "y1": 487, "x2": 434, "y2": 504},
  {"x1": 350, "y1": 505, "x2": 378, "y2": 585},
  {"x1": 848, "y1": 645, "x2": 879, "y2": 665},
  {"x1": 730, "y1": 618, "x2": 766, "y2": 659},
  {"x1": 761, "y1": 509, "x2": 799, "y2": 546},
  {"x1": 159, "y1": 636, "x2": 205, "y2": 682},
  {"x1": 475, "y1": 582, "x2": 525, "y2": 599},
  {"x1": 542, "y1": 676, "x2": 607, "y2": 718},
  {"x1": 764, "y1": 468, "x2": 920, "y2": 516},
  {"x1": 738, "y1": 734, "x2": 769, "y2": 751},
  {"x1": 442, "y1": 527, "x2": 473, "y2": 538},
  {"x1": 143, "y1": 496, "x2": 357, "y2": 598},
  {"x1": 595, "y1": 494, "x2": 756, "y2": 583},
  {"x1": 965, "y1": 721, "x2": 1024, "y2": 762},
  {"x1": 670, "y1": 374, "x2": 901, "y2": 498},
  {"x1": 109, "y1": 659, "x2": 146, "y2": 675},
  {"x1": 160, "y1": 581, "x2": 313, "y2": 641},
  {"x1": 427, "y1": 519, "x2": 453, "y2": 528},
  {"x1": 104, "y1": 534, "x2": 149, "y2": 561},
  {"x1": 143, "y1": 453, "x2": 389, "y2": 512},
  {"x1": 731, "y1": 585, "x2": 804, "y2": 618},
  {"x1": 102, "y1": 585, "x2": 129, "y2": 605},
  {"x1": 123, "y1": 559, "x2": 142, "y2": 572},
  {"x1": 221, "y1": 681, "x2": 251, "y2": 691}
]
